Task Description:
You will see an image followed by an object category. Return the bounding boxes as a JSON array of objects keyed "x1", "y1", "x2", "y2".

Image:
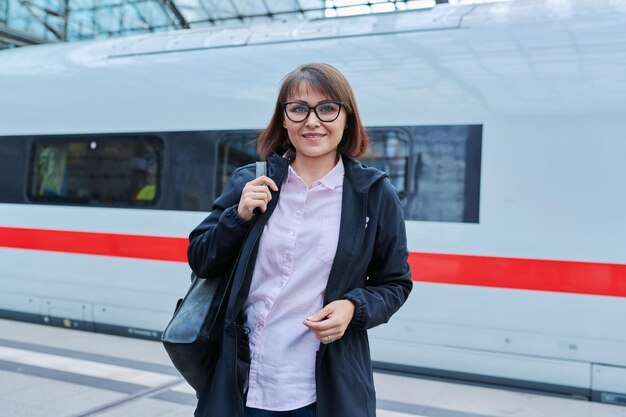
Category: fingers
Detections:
[
  {"x1": 305, "y1": 305, "x2": 332, "y2": 323},
  {"x1": 303, "y1": 315, "x2": 341, "y2": 344},
  {"x1": 303, "y1": 316, "x2": 342, "y2": 334},
  {"x1": 237, "y1": 176, "x2": 278, "y2": 221},
  {"x1": 303, "y1": 300, "x2": 356, "y2": 344},
  {"x1": 252, "y1": 176, "x2": 278, "y2": 192},
  {"x1": 306, "y1": 321, "x2": 343, "y2": 345}
]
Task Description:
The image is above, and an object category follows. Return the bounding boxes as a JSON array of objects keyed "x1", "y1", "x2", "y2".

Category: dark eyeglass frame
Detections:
[{"x1": 282, "y1": 101, "x2": 343, "y2": 123}]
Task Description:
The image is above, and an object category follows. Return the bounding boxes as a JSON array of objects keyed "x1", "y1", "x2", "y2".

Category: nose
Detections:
[{"x1": 304, "y1": 109, "x2": 321, "y2": 127}]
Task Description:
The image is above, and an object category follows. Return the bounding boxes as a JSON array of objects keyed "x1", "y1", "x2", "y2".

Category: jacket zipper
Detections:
[{"x1": 231, "y1": 162, "x2": 288, "y2": 411}]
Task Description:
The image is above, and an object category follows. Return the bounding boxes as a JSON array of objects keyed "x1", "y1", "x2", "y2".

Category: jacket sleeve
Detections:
[
  {"x1": 344, "y1": 179, "x2": 413, "y2": 330},
  {"x1": 187, "y1": 168, "x2": 252, "y2": 278}
]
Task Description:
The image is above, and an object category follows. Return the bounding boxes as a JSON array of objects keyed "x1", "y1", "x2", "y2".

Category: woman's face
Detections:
[{"x1": 282, "y1": 83, "x2": 347, "y2": 166}]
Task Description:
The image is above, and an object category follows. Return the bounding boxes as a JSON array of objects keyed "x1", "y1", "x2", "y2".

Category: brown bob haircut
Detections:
[{"x1": 257, "y1": 63, "x2": 369, "y2": 158}]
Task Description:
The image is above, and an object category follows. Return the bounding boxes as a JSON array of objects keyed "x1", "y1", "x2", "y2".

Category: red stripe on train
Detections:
[
  {"x1": 1, "y1": 227, "x2": 625, "y2": 297},
  {"x1": 0, "y1": 226, "x2": 188, "y2": 262},
  {"x1": 409, "y1": 252, "x2": 626, "y2": 298}
]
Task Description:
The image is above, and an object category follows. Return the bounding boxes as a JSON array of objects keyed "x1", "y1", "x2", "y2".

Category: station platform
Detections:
[{"x1": 0, "y1": 318, "x2": 623, "y2": 417}]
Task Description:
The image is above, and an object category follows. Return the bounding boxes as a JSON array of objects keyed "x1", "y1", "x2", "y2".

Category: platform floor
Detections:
[{"x1": 0, "y1": 318, "x2": 624, "y2": 417}]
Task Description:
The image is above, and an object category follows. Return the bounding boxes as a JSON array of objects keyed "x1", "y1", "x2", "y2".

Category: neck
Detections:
[{"x1": 291, "y1": 153, "x2": 339, "y2": 188}]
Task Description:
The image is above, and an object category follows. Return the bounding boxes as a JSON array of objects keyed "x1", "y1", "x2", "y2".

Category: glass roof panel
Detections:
[
  {"x1": 194, "y1": 0, "x2": 239, "y2": 20},
  {"x1": 174, "y1": 0, "x2": 211, "y2": 23},
  {"x1": 264, "y1": 0, "x2": 309, "y2": 14},
  {"x1": 230, "y1": 0, "x2": 269, "y2": 16},
  {"x1": 1, "y1": 0, "x2": 501, "y2": 48}
]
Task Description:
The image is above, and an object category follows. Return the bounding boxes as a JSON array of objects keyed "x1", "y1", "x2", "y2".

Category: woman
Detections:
[{"x1": 188, "y1": 63, "x2": 412, "y2": 417}]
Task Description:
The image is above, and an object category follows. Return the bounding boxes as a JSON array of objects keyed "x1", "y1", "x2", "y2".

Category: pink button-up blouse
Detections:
[{"x1": 242, "y1": 157, "x2": 344, "y2": 411}]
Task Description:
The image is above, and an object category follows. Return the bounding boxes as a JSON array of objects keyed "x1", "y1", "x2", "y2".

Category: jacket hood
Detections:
[{"x1": 343, "y1": 156, "x2": 388, "y2": 193}]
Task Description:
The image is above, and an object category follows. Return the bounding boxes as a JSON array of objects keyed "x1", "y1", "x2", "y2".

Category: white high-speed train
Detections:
[{"x1": 1, "y1": 0, "x2": 625, "y2": 405}]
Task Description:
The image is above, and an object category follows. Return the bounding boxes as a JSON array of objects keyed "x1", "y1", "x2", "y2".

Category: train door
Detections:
[{"x1": 214, "y1": 132, "x2": 260, "y2": 199}]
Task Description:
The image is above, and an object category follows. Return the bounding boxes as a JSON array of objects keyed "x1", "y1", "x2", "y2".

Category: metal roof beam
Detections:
[
  {"x1": 18, "y1": 0, "x2": 64, "y2": 40},
  {"x1": 128, "y1": 1, "x2": 154, "y2": 30},
  {"x1": 159, "y1": 0, "x2": 189, "y2": 28},
  {"x1": 0, "y1": 21, "x2": 50, "y2": 46}
]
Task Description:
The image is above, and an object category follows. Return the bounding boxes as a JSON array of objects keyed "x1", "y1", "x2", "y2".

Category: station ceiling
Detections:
[{"x1": 0, "y1": 0, "x2": 455, "y2": 48}]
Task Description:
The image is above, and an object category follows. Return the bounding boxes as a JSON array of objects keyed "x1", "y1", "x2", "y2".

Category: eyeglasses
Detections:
[{"x1": 283, "y1": 101, "x2": 343, "y2": 123}]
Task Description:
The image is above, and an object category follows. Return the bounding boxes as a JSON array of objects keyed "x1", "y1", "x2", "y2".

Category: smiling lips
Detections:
[{"x1": 302, "y1": 133, "x2": 325, "y2": 140}]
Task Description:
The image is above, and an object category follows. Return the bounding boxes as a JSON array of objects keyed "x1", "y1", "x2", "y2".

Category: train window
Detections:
[
  {"x1": 27, "y1": 136, "x2": 163, "y2": 206},
  {"x1": 206, "y1": 125, "x2": 481, "y2": 223},
  {"x1": 214, "y1": 132, "x2": 258, "y2": 198},
  {"x1": 362, "y1": 128, "x2": 411, "y2": 198},
  {"x1": 20, "y1": 126, "x2": 480, "y2": 218},
  {"x1": 365, "y1": 125, "x2": 481, "y2": 223}
]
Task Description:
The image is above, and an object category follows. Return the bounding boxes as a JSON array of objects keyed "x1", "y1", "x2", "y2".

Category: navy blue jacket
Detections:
[{"x1": 188, "y1": 152, "x2": 412, "y2": 417}]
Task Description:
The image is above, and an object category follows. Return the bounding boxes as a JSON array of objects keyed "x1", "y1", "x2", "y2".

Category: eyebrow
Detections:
[{"x1": 287, "y1": 99, "x2": 338, "y2": 105}]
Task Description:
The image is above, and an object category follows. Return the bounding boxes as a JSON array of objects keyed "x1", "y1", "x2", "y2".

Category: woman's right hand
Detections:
[{"x1": 237, "y1": 176, "x2": 278, "y2": 221}]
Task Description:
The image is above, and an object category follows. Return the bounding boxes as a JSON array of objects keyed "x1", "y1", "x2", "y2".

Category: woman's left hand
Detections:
[{"x1": 303, "y1": 300, "x2": 356, "y2": 344}]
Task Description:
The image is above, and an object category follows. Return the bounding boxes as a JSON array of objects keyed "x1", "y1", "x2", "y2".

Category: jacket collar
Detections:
[
  {"x1": 266, "y1": 151, "x2": 291, "y2": 186},
  {"x1": 267, "y1": 151, "x2": 387, "y2": 194}
]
